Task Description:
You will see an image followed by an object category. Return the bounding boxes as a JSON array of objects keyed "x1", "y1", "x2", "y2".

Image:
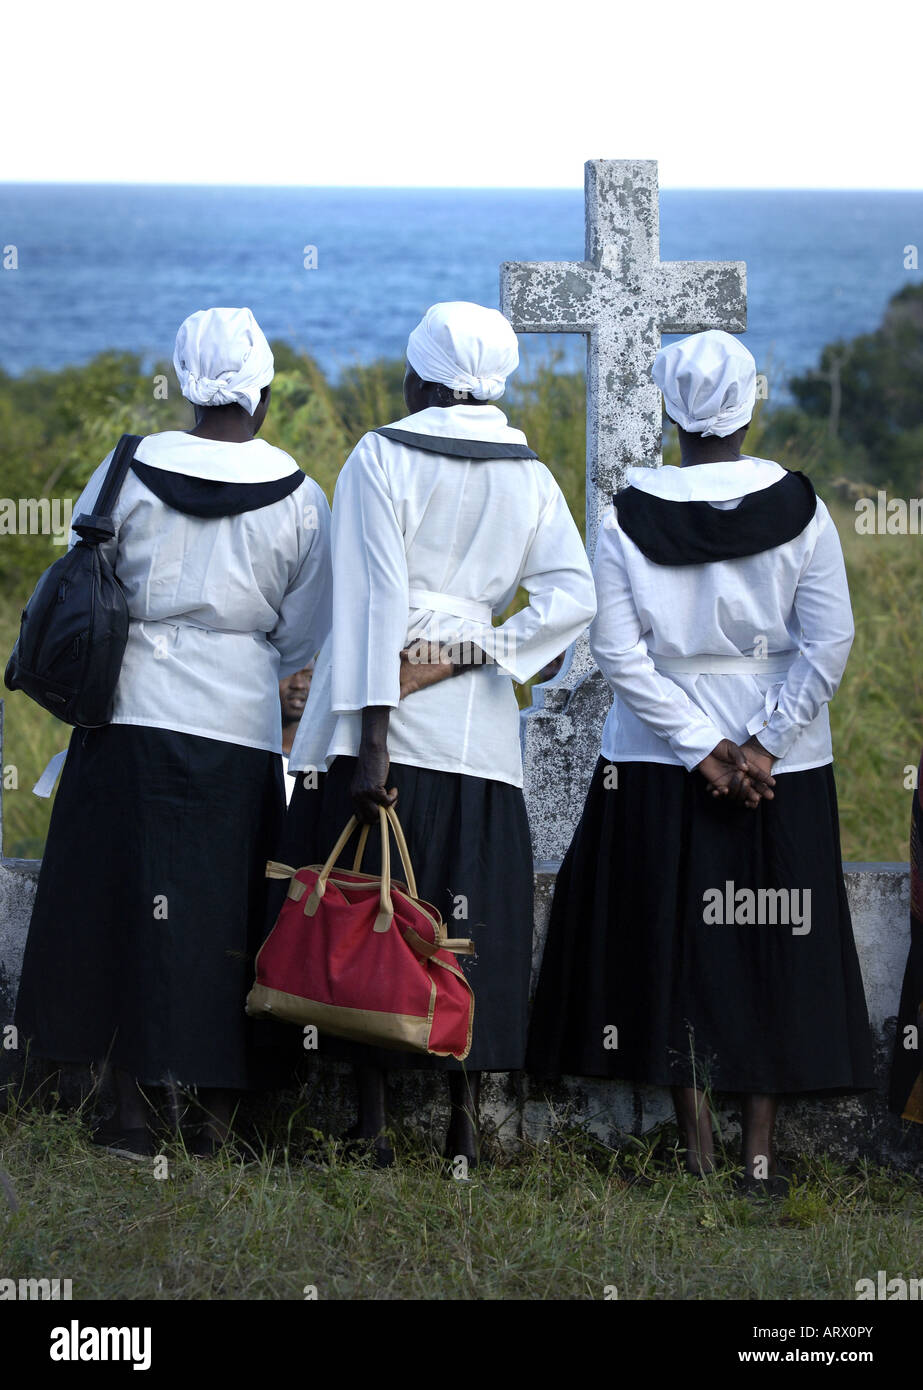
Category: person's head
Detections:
[
  {"x1": 402, "y1": 301, "x2": 520, "y2": 415},
  {"x1": 652, "y1": 329, "x2": 756, "y2": 452},
  {"x1": 173, "y1": 307, "x2": 274, "y2": 437},
  {"x1": 279, "y1": 663, "x2": 314, "y2": 725}
]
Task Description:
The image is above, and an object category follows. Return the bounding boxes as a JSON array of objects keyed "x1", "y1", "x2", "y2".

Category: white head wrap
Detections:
[
  {"x1": 652, "y1": 329, "x2": 756, "y2": 438},
  {"x1": 173, "y1": 307, "x2": 274, "y2": 415},
  {"x1": 406, "y1": 301, "x2": 519, "y2": 402}
]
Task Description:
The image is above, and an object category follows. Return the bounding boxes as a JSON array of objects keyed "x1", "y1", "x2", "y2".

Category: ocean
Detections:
[{"x1": 0, "y1": 185, "x2": 921, "y2": 389}]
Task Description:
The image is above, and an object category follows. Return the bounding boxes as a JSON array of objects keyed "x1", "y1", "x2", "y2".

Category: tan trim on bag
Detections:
[
  {"x1": 245, "y1": 984, "x2": 436, "y2": 1053},
  {"x1": 401, "y1": 925, "x2": 474, "y2": 959},
  {"x1": 265, "y1": 861, "x2": 296, "y2": 880}
]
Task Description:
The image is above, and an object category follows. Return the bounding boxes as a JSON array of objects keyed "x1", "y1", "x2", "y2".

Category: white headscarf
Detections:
[
  {"x1": 173, "y1": 307, "x2": 274, "y2": 416},
  {"x1": 406, "y1": 301, "x2": 519, "y2": 402},
  {"x1": 652, "y1": 329, "x2": 756, "y2": 438}
]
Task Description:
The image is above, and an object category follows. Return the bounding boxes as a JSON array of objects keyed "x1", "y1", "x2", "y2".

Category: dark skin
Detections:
[
  {"x1": 670, "y1": 418, "x2": 781, "y2": 1182},
  {"x1": 280, "y1": 664, "x2": 314, "y2": 756},
  {"x1": 188, "y1": 385, "x2": 271, "y2": 442},
  {"x1": 111, "y1": 389, "x2": 273, "y2": 1152}
]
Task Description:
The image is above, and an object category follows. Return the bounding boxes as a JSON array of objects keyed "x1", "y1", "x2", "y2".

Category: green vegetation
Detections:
[
  {"x1": 0, "y1": 1100, "x2": 920, "y2": 1300},
  {"x1": 783, "y1": 284, "x2": 923, "y2": 495},
  {"x1": 1, "y1": 289, "x2": 922, "y2": 861}
]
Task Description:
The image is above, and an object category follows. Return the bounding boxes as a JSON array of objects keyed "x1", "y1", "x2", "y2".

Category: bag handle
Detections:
[
  {"x1": 305, "y1": 804, "x2": 419, "y2": 933},
  {"x1": 72, "y1": 433, "x2": 142, "y2": 543},
  {"x1": 351, "y1": 823, "x2": 370, "y2": 872},
  {"x1": 350, "y1": 806, "x2": 418, "y2": 898},
  {"x1": 383, "y1": 806, "x2": 418, "y2": 899}
]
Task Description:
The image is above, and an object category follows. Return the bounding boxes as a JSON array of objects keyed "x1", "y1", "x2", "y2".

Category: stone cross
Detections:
[
  {"x1": 501, "y1": 159, "x2": 748, "y2": 861},
  {"x1": 501, "y1": 159, "x2": 747, "y2": 554}
]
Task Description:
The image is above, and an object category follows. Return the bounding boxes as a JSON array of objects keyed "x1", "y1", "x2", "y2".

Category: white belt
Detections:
[
  {"x1": 130, "y1": 618, "x2": 261, "y2": 638},
  {"x1": 651, "y1": 649, "x2": 798, "y2": 676},
  {"x1": 408, "y1": 587, "x2": 492, "y2": 625}
]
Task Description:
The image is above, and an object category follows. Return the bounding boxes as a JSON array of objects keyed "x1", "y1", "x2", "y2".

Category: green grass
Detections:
[
  {"x1": 827, "y1": 499, "x2": 923, "y2": 861},
  {"x1": 0, "y1": 1100, "x2": 920, "y2": 1300}
]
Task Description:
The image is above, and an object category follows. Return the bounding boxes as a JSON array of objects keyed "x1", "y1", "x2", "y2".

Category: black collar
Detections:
[
  {"x1": 613, "y1": 470, "x2": 818, "y2": 565},
  {"x1": 375, "y1": 426, "x2": 537, "y2": 460},
  {"x1": 130, "y1": 461, "x2": 305, "y2": 518}
]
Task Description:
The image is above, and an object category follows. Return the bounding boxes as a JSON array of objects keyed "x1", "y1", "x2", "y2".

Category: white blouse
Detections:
[
  {"x1": 69, "y1": 433, "x2": 333, "y2": 753},
  {"x1": 591, "y1": 457, "x2": 854, "y2": 774},
  {"x1": 289, "y1": 405, "x2": 597, "y2": 787}
]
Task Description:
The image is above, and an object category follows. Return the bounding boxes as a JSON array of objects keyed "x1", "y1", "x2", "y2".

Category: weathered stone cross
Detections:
[
  {"x1": 500, "y1": 159, "x2": 747, "y2": 554},
  {"x1": 502, "y1": 159, "x2": 748, "y2": 862}
]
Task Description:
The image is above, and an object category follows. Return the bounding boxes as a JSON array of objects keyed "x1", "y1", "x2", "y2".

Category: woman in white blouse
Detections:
[
  {"x1": 280, "y1": 302, "x2": 597, "y2": 1166},
  {"x1": 527, "y1": 330, "x2": 873, "y2": 1192},
  {"x1": 14, "y1": 308, "x2": 332, "y2": 1159}
]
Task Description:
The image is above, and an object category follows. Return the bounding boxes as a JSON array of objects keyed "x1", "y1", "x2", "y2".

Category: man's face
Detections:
[{"x1": 279, "y1": 664, "x2": 314, "y2": 722}]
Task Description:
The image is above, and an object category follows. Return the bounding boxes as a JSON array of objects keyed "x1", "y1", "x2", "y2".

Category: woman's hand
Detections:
[
  {"x1": 399, "y1": 642, "x2": 455, "y2": 699},
  {"x1": 697, "y1": 738, "x2": 775, "y2": 809},
  {"x1": 740, "y1": 734, "x2": 777, "y2": 788},
  {"x1": 350, "y1": 707, "x2": 397, "y2": 823}
]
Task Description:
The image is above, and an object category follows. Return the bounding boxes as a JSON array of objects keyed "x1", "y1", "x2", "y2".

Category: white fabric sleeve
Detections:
[
  {"x1": 745, "y1": 500, "x2": 854, "y2": 759},
  {"x1": 270, "y1": 478, "x2": 333, "y2": 679},
  {"x1": 589, "y1": 518, "x2": 725, "y2": 771},
  {"x1": 461, "y1": 477, "x2": 597, "y2": 684},
  {"x1": 329, "y1": 439, "x2": 409, "y2": 711},
  {"x1": 68, "y1": 454, "x2": 119, "y2": 566}
]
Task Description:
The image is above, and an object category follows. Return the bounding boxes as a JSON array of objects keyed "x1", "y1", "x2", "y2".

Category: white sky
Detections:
[{"x1": 4, "y1": 0, "x2": 920, "y2": 188}]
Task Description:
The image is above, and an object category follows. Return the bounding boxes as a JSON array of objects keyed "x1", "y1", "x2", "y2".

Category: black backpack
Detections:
[{"x1": 4, "y1": 433, "x2": 142, "y2": 727}]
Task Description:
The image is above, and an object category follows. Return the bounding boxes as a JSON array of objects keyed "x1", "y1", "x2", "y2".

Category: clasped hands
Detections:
[{"x1": 697, "y1": 736, "x2": 776, "y2": 810}]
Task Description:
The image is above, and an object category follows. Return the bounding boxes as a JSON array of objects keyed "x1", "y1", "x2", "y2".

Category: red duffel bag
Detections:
[{"x1": 246, "y1": 805, "x2": 475, "y2": 1060}]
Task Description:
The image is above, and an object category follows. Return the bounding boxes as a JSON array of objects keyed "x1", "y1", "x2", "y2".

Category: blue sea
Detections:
[{"x1": 0, "y1": 185, "x2": 921, "y2": 389}]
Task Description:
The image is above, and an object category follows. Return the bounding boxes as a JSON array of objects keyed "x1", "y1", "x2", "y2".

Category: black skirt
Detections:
[
  {"x1": 271, "y1": 756, "x2": 534, "y2": 1071},
  {"x1": 14, "y1": 724, "x2": 287, "y2": 1090},
  {"x1": 526, "y1": 757, "x2": 874, "y2": 1093},
  {"x1": 890, "y1": 924, "x2": 923, "y2": 1122},
  {"x1": 889, "y1": 764, "x2": 923, "y2": 1122}
]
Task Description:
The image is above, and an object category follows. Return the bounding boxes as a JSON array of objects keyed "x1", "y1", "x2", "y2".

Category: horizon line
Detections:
[{"x1": 1, "y1": 180, "x2": 921, "y2": 194}]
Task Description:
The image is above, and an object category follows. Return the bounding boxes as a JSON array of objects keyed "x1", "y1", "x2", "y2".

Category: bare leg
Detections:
[
  {"x1": 741, "y1": 1094, "x2": 779, "y2": 1179},
  {"x1": 671, "y1": 1085, "x2": 715, "y2": 1174},
  {"x1": 446, "y1": 1070, "x2": 481, "y2": 1165},
  {"x1": 196, "y1": 1088, "x2": 234, "y2": 1147}
]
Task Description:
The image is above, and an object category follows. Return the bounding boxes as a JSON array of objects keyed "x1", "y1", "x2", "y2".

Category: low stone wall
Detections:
[
  {"x1": 0, "y1": 858, "x2": 37, "y2": 1092},
  {"x1": 2, "y1": 838, "x2": 921, "y2": 1170}
]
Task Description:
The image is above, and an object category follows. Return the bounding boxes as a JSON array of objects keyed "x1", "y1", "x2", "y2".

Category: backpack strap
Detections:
[{"x1": 72, "y1": 434, "x2": 143, "y2": 543}]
